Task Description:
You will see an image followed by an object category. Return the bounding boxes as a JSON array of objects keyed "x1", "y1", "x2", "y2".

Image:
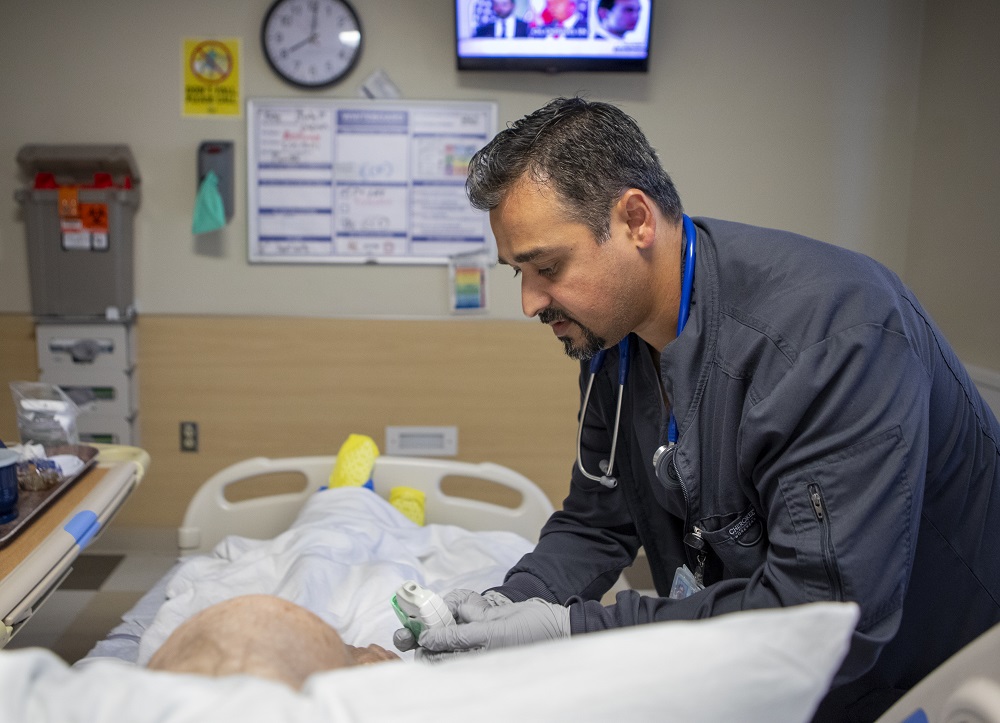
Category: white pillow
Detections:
[
  {"x1": 0, "y1": 602, "x2": 857, "y2": 723},
  {"x1": 307, "y1": 601, "x2": 859, "y2": 722}
]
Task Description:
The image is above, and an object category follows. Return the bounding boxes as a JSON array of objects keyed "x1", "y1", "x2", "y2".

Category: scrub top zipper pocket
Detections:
[{"x1": 809, "y1": 483, "x2": 844, "y2": 601}]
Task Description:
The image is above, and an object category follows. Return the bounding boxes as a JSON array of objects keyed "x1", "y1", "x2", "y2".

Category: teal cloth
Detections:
[{"x1": 192, "y1": 170, "x2": 226, "y2": 234}]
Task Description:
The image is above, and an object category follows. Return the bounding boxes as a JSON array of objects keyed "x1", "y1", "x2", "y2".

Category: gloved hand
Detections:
[
  {"x1": 391, "y1": 589, "x2": 513, "y2": 652},
  {"x1": 444, "y1": 588, "x2": 514, "y2": 615},
  {"x1": 417, "y1": 596, "x2": 570, "y2": 653},
  {"x1": 392, "y1": 626, "x2": 420, "y2": 653}
]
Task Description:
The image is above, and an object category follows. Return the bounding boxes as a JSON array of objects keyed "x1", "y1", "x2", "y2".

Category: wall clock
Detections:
[{"x1": 261, "y1": 0, "x2": 363, "y2": 89}]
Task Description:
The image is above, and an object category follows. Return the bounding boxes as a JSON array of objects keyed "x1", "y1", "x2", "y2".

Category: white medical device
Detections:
[{"x1": 391, "y1": 580, "x2": 455, "y2": 638}]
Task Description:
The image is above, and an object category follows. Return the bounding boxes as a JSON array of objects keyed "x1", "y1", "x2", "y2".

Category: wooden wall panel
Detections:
[
  {"x1": 0, "y1": 314, "x2": 38, "y2": 443},
  {"x1": 1, "y1": 313, "x2": 582, "y2": 531},
  {"x1": 127, "y1": 315, "x2": 579, "y2": 528}
]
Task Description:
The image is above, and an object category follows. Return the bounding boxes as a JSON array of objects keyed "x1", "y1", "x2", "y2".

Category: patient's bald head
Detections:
[{"x1": 148, "y1": 594, "x2": 397, "y2": 690}]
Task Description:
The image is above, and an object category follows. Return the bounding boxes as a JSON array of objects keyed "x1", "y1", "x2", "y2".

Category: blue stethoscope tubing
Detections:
[{"x1": 576, "y1": 214, "x2": 697, "y2": 489}]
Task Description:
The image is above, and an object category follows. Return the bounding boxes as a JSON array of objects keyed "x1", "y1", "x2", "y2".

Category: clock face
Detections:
[{"x1": 261, "y1": 0, "x2": 362, "y2": 89}]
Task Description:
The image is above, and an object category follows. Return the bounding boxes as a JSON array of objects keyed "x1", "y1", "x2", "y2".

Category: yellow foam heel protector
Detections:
[
  {"x1": 329, "y1": 434, "x2": 380, "y2": 488},
  {"x1": 390, "y1": 486, "x2": 426, "y2": 526}
]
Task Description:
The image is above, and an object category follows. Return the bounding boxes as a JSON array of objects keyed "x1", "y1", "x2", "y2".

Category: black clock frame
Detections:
[{"x1": 260, "y1": 0, "x2": 364, "y2": 90}]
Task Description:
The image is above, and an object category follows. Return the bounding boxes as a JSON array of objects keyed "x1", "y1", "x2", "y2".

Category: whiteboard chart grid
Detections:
[{"x1": 247, "y1": 98, "x2": 498, "y2": 265}]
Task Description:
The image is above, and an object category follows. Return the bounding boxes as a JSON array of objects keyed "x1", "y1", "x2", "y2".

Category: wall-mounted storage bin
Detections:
[{"x1": 15, "y1": 144, "x2": 141, "y2": 320}]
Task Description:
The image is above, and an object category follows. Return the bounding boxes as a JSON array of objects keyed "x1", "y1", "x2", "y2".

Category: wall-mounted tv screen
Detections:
[{"x1": 456, "y1": 0, "x2": 653, "y2": 73}]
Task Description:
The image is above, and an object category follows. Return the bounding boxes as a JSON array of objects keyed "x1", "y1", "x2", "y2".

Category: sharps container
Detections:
[{"x1": 14, "y1": 144, "x2": 141, "y2": 321}]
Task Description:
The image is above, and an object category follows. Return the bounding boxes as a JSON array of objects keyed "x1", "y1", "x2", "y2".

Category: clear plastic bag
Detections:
[{"x1": 9, "y1": 381, "x2": 80, "y2": 446}]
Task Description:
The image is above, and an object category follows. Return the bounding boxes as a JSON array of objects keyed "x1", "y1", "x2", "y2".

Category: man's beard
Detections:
[{"x1": 538, "y1": 308, "x2": 606, "y2": 361}]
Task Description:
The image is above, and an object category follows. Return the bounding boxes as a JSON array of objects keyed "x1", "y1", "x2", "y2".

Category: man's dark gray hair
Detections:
[{"x1": 466, "y1": 97, "x2": 682, "y2": 243}]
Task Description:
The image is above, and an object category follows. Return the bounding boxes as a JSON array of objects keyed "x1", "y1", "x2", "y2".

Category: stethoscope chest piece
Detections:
[{"x1": 652, "y1": 443, "x2": 677, "y2": 487}]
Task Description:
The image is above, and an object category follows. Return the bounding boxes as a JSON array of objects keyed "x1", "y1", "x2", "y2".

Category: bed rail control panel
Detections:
[{"x1": 385, "y1": 426, "x2": 458, "y2": 457}]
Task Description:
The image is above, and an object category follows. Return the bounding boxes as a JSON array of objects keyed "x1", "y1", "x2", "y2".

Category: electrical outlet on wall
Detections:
[{"x1": 180, "y1": 421, "x2": 199, "y2": 452}]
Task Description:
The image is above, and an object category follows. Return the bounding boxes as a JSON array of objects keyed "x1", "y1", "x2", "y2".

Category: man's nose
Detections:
[{"x1": 521, "y1": 275, "x2": 550, "y2": 318}]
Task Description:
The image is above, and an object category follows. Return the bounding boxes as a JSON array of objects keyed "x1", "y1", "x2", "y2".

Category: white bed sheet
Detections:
[{"x1": 133, "y1": 486, "x2": 535, "y2": 664}]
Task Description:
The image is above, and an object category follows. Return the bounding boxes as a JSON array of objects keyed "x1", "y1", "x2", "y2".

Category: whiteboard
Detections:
[{"x1": 247, "y1": 98, "x2": 498, "y2": 264}]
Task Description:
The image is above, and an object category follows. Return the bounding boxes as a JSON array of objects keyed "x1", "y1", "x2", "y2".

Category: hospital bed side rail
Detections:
[
  {"x1": 177, "y1": 455, "x2": 555, "y2": 556},
  {"x1": 875, "y1": 618, "x2": 1000, "y2": 722}
]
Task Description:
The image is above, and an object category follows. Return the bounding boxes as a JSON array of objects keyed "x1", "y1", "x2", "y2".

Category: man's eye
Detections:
[
  {"x1": 538, "y1": 265, "x2": 558, "y2": 278},
  {"x1": 512, "y1": 268, "x2": 521, "y2": 278}
]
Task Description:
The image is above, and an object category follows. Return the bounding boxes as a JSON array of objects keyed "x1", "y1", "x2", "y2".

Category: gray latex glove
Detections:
[
  {"x1": 444, "y1": 589, "x2": 513, "y2": 615},
  {"x1": 391, "y1": 589, "x2": 512, "y2": 652},
  {"x1": 392, "y1": 626, "x2": 421, "y2": 653},
  {"x1": 417, "y1": 596, "x2": 570, "y2": 652}
]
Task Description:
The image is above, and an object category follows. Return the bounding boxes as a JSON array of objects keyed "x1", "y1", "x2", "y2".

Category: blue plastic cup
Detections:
[{"x1": 0, "y1": 449, "x2": 19, "y2": 525}]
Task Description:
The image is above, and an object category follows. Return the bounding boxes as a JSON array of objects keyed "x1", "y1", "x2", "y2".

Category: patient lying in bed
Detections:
[{"x1": 147, "y1": 594, "x2": 399, "y2": 690}]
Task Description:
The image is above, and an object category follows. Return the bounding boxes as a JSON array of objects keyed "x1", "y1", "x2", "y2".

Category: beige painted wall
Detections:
[
  {"x1": 2, "y1": 0, "x2": 928, "y2": 320},
  {"x1": 904, "y1": 0, "x2": 1000, "y2": 369}
]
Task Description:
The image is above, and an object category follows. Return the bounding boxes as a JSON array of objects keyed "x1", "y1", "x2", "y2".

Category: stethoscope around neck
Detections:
[{"x1": 575, "y1": 214, "x2": 697, "y2": 489}]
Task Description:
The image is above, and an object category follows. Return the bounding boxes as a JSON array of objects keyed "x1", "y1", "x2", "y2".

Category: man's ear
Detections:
[{"x1": 619, "y1": 189, "x2": 656, "y2": 249}]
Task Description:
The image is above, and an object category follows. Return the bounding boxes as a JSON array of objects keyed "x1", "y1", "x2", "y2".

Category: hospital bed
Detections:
[
  {"x1": 0, "y1": 454, "x2": 864, "y2": 722},
  {"x1": 874, "y1": 618, "x2": 1000, "y2": 723},
  {"x1": 88, "y1": 453, "x2": 556, "y2": 665}
]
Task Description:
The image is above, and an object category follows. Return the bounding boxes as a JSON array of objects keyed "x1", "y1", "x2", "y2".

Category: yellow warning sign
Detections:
[{"x1": 183, "y1": 38, "x2": 240, "y2": 116}]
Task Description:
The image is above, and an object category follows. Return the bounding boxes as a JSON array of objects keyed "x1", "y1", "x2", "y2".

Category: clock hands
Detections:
[
  {"x1": 282, "y1": 4, "x2": 323, "y2": 58},
  {"x1": 284, "y1": 34, "x2": 317, "y2": 55},
  {"x1": 278, "y1": 2, "x2": 323, "y2": 57}
]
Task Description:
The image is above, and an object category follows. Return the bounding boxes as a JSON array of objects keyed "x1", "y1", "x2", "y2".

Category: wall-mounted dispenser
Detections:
[{"x1": 196, "y1": 140, "x2": 234, "y2": 223}]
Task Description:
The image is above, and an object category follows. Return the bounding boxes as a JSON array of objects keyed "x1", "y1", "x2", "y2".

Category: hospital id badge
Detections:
[{"x1": 670, "y1": 564, "x2": 704, "y2": 599}]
